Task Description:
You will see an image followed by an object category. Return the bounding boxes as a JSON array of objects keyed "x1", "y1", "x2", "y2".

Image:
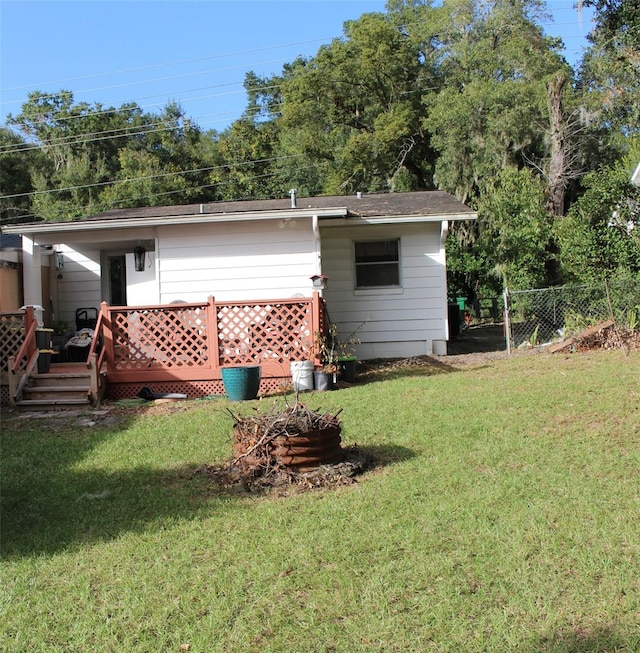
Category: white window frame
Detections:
[{"x1": 353, "y1": 238, "x2": 402, "y2": 289}]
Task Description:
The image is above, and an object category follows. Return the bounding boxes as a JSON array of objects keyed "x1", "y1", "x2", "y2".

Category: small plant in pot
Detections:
[
  {"x1": 51, "y1": 321, "x2": 72, "y2": 349},
  {"x1": 312, "y1": 320, "x2": 366, "y2": 388},
  {"x1": 312, "y1": 326, "x2": 339, "y2": 390}
]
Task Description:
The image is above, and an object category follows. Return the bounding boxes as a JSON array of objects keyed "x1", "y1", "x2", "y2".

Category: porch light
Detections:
[
  {"x1": 133, "y1": 245, "x2": 146, "y2": 272},
  {"x1": 310, "y1": 273, "x2": 329, "y2": 290},
  {"x1": 55, "y1": 252, "x2": 64, "y2": 271}
]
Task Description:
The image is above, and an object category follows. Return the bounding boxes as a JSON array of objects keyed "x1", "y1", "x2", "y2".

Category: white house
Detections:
[{"x1": 2, "y1": 190, "x2": 476, "y2": 358}]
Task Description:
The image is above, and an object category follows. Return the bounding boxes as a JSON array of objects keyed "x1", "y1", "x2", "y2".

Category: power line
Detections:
[
  {"x1": 1, "y1": 153, "x2": 306, "y2": 200},
  {"x1": 2, "y1": 161, "x2": 327, "y2": 223},
  {"x1": 0, "y1": 87, "x2": 284, "y2": 155},
  {"x1": 0, "y1": 57, "x2": 291, "y2": 113},
  {"x1": 0, "y1": 38, "x2": 332, "y2": 95}
]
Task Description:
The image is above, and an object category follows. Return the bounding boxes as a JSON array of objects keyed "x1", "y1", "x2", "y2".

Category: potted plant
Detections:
[
  {"x1": 312, "y1": 320, "x2": 366, "y2": 388},
  {"x1": 311, "y1": 326, "x2": 339, "y2": 391},
  {"x1": 51, "y1": 321, "x2": 72, "y2": 360}
]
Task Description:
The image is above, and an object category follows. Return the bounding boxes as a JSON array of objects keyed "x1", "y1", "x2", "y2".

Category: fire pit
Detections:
[{"x1": 231, "y1": 401, "x2": 344, "y2": 473}]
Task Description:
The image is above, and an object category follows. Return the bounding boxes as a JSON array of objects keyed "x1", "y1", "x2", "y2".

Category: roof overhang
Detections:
[
  {"x1": 2, "y1": 207, "x2": 349, "y2": 236},
  {"x1": 2, "y1": 205, "x2": 477, "y2": 237},
  {"x1": 319, "y1": 212, "x2": 477, "y2": 226}
]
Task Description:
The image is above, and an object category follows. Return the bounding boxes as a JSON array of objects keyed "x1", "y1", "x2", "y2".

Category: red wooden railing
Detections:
[
  {"x1": 88, "y1": 293, "x2": 326, "y2": 393},
  {"x1": 7, "y1": 306, "x2": 38, "y2": 404}
]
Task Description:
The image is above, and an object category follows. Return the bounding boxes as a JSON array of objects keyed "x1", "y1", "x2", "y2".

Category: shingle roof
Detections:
[{"x1": 85, "y1": 190, "x2": 475, "y2": 222}]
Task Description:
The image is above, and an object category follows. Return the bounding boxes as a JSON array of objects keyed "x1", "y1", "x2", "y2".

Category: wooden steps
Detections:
[{"x1": 15, "y1": 365, "x2": 91, "y2": 412}]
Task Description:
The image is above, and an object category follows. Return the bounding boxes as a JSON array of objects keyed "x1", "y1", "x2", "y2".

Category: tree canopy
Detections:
[{"x1": 2, "y1": 0, "x2": 639, "y2": 292}]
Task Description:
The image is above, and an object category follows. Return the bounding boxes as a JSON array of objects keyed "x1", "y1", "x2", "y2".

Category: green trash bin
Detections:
[{"x1": 456, "y1": 297, "x2": 466, "y2": 312}]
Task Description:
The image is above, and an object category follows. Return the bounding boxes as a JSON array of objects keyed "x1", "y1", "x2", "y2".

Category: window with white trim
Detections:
[{"x1": 354, "y1": 239, "x2": 400, "y2": 288}]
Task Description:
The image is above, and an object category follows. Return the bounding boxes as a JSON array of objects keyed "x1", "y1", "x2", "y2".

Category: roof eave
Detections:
[
  {"x1": 2, "y1": 207, "x2": 349, "y2": 235},
  {"x1": 320, "y1": 212, "x2": 477, "y2": 225}
]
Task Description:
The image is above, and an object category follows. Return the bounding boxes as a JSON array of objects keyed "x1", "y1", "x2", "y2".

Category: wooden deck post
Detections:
[
  {"x1": 311, "y1": 291, "x2": 323, "y2": 367},
  {"x1": 99, "y1": 301, "x2": 115, "y2": 373},
  {"x1": 8, "y1": 355, "x2": 17, "y2": 405},
  {"x1": 206, "y1": 296, "x2": 219, "y2": 372}
]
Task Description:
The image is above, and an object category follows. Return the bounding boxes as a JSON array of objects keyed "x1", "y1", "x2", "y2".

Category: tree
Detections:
[
  {"x1": 272, "y1": 11, "x2": 436, "y2": 194},
  {"x1": 578, "y1": 0, "x2": 640, "y2": 153},
  {"x1": 209, "y1": 117, "x2": 283, "y2": 201},
  {"x1": 6, "y1": 92, "x2": 214, "y2": 218},
  {"x1": 477, "y1": 166, "x2": 554, "y2": 290},
  {"x1": 411, "y1": 0, "x2": 570, "y2": 204},
  {"x1": 554, "y1": 151, "x2": 640, "y2": 282},
  {"x1": 0, "y1": 127, "x2": 36, "y2": 223}
]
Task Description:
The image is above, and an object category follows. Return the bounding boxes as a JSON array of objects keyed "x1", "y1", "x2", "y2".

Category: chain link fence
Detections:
[{"x1": 503, "y1": 278, "x2": 640, "y2": 353}]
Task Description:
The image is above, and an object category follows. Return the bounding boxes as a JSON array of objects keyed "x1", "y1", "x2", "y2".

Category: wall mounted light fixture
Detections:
[{"x1": 134, "y1": 245, "x2": 146, "y2": 272}]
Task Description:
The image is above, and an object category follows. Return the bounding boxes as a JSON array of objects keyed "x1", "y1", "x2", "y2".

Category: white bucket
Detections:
[{"x1": 290, "y1": 360, "x2": 314, "y2": 391}]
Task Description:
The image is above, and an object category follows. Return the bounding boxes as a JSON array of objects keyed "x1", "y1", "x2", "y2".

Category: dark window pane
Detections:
[
  {"x1": 355, "y1": 240, "x2": 399, "y2": 264},
  {"x1": 356, "y1": 263, "x2": 400, "y2": 287}
]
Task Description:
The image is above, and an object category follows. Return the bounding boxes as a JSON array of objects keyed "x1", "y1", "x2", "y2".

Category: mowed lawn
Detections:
[{"x1": 1, "y1": 350, "x2": 639, "y2": 653}]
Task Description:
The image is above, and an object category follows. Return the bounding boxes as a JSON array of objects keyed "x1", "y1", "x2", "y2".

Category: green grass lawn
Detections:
[{"x1": 2, "y1": 350, "x2": 639, "y2": 652}]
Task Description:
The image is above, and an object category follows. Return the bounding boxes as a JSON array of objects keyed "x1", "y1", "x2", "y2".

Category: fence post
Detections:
[
  {"x1": 503, "y1": 287, "x2": 512, "y2": 355},
  {"x1": 8, "y1": 355, "x2": 17, "y2": 405},
  {"x1": 207, "y1": 296, "x2": 220, "y2": 372},
  {"x1": 310, "y1": 292, "x2": 320, "y2": 366}
]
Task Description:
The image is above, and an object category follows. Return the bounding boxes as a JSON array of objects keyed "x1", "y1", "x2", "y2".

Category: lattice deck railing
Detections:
[
  {"x1": 97, "y1": 294, "x2": 326, "y2": 398},
  {"x1": 1, "y1": 308, "x2": 38, "y2": 407},
  {"x1": 0, "y1": 312, "x2": 26, "y2": 379},
  {"x1": 1, "y1": 295, "x2": 327, "y2": 403}
]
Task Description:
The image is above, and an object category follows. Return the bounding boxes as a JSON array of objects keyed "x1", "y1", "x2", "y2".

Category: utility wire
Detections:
[
  {"x1": 1, "y1": 161, "x2": 327, "y2": 223},
  {"x1": 0, "y1": 153, "x2": 306, "y2": 200},
  {"x1": 1, "y1": 10, "x2": 594, "y2": 117},
  {"x1": 0, "y1": 87, "x2": 284, "y2": 155},
  {"x1": 0, "y1": 57, "x2": 290, "y2": 108},
  {"x1": 1, "y1": 38, "x2": 331, "y2": 95}
]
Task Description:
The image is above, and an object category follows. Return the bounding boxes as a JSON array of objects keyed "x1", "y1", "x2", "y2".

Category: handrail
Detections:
[
  {"x1": 12, "y1": 350, "x2": 39, "y2": 403},
  {"x1": 87, "y1": 307, "x2": 109, "y2": 405},
  {"x1": 10, "y1": 318, "x2": 37, "y2": 374},
  {"x1": 86, "y1": 309, "x2": 104, "y2": 363}
]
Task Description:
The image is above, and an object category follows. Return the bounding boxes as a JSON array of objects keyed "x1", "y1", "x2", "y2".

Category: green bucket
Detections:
[{"x1": 221, "y1": 366, "x2": 261, "y2": 401}]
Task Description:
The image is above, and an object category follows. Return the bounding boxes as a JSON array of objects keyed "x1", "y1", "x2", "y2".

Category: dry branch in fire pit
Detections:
[{"x1": 229, "y1": 400, "x2": 343, "y2": 473}]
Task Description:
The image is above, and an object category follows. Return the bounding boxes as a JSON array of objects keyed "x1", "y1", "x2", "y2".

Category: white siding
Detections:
[
  {"x1": 156, "y1": 219, "x2": 318, "y2": 303},
  {"x1": 125, "y1": 250, "x2": 159, "y2": 305},
  {"x1": 320, "y1": 221, "x2": 448, "y2": 359},
  {"x1": 53, "y1": 245, "x2": 101, "y2": 329},
  {"x1": 48, "y1": 217, "x2": 452, "y2": 358}
]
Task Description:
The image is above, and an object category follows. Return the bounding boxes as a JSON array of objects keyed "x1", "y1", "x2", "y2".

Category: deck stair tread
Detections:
[
  {"x1": 33, "y1": 373, "x2": 90, "y2": 379},
  {"x1": 26, "y1": 384, "x2": 90, "y2": 391},
  {"x1": 15, "y1": 368, "x2": 92, "y2": 411},
  {"x1": 15, "y1": 399, "x2": 91, "y2": 411},
  {"x1": 17, "y1": 398, "x2": 90, "y2": 405}
]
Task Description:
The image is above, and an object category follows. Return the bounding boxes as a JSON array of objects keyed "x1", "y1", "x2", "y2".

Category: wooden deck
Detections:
[{"x1": 2, "y1": 294, "x2": 327, "y2": 405}]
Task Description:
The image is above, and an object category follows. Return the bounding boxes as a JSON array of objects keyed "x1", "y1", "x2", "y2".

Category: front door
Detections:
[{"x1": 108, "y1": 255, "x2": 127, "y2": 306}]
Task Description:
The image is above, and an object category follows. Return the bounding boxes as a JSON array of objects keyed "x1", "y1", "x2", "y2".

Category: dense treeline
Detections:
[{"x1": 1, "y1": 0, "x2": 639, "y2": 297}]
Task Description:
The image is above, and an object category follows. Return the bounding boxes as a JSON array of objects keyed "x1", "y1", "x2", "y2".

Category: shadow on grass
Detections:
[
  {"x1": 357, "y1": 356, "x2": 460, "y2": 384},
  {"x1": 0, "y1": 410, "x2": 417, "y2": 560},
  {"x1": 357, "y1": 443, "x2": 417, "y2": 466},
  {"x1": 528, "y1": 625, "x2": 638, "y2": 653},
  {"x1": 0, "y1": 409, "x2": 239, "y2": 561}
]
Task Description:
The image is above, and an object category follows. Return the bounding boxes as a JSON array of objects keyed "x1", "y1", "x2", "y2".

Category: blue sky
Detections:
[{"x1": 0, "y1": 0, "x2": 595, "y2": 131}]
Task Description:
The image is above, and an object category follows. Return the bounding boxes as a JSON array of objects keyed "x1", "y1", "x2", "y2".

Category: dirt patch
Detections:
[{"x1": 196, "y1": 445, "x2": 375, "y2": 495}]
